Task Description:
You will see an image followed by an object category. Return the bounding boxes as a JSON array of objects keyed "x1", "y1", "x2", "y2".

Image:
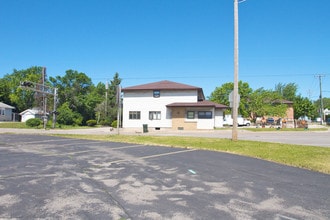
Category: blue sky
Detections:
[{"x1": 1, "y1": 0, "x2": 329, "y2": 100}]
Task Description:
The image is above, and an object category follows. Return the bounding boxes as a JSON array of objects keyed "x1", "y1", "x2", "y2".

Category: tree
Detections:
[
  {"x1": 56, "y1": 102, "x2": 83, "y2": 125},
  {"x1": 94, "y1": 72, "x2": 122, "y2": 124},
  {"x1": 49, "y1": 70, "x2": 95, "y2": 124},
  {"x1": 108, "y1": 72, "x2": 122, "y2": 123},
  {"x1": 294, "y1": 96, "x2": 316, "y2": 119},
  {"x1": 248, "y1": 88, "x2": 287, "y2": 120},
  {"x1": 0, "y1": 77, "x2": 11, "y2": 104},
  {"x1": 209, "y1": 80, "x2": 252, "y2": 118},
  {"x1": 0, "y1": 66, "x2": 45, "y2": 112},
  {"x1": 275, "y1": 83, "x2": 298, "y2": 101}
]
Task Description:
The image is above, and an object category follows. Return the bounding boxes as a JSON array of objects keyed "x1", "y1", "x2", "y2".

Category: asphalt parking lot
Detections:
[{"x1": 0, "y1": 134, "x2": 329, "y2": 219}]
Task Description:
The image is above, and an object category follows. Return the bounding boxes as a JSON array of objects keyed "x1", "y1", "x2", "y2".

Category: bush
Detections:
[
  {"x1": 100, "y1": 119, "x2": 111, "y2": 126},
  {"x1": 111, "y1": 120, "x2": 117, "y2": 128},
  {"x1": 26, "y1": 118, "x2": 42, "y2": 127},
  {"x1": 86, "y1": 119, "x2": 97, "y2": 127}
]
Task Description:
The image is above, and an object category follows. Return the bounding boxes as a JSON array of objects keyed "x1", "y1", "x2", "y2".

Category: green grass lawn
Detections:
[
  {"x1": 53, "y1": 134, "x2": 330, "y2": 174},
  {"x1": 0, "y1": 122, "x2": 29, "y2": 128},
  {"x1": 0, "y1": 122, "x2": 93, "y2": 129}
]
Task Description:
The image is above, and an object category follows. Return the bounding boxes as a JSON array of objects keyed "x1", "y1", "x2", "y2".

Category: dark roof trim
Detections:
[{"x1": 167, "y1": 100, "x2": 228, "y2": 109}]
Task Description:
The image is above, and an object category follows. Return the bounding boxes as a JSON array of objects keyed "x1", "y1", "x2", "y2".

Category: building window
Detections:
[
  {"x1": 0, "y1": 109, "x2": 4, "y2": 115},
  {"x1": 187, "y1": 111, "x2": 195, "y2": 119},
  {"x1": 153, "y1": 90, "x2": 160, "y2": 98},
  {"x1": 129, "y1": 111, "x2": 141, "y2": 120},
  {"x1": 149, "y1": 111, "x2": 161, "y2": 120},
  {"x1": 198, "y1": 111, "x2": 212, "y2": 119}
]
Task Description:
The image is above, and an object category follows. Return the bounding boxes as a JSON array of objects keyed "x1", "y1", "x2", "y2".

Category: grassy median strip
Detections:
[{"x1": 53, "y1": 134, "x2": 330, "y2": 174}]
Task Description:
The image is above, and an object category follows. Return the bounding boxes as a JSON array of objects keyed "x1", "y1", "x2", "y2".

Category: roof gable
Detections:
[
  {"x1": 0, "y1": 102, "x2": 15, "y2": 109},
  {"x1": 19, "y1": 109, "x2": 42, "y2": 115}
]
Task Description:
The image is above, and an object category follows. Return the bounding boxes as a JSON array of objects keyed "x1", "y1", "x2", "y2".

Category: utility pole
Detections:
[
  {"x1": 52, "y1": 88, "x2": 58, "y2": 129},
  {"x1": 42, "y1": 67, "x2": 47, "y2": 129},
  {"x1": 315, "y1": 74, "x2": 325, "y2": 124},
  {"x1": 232, "y1": 0, "x2": 239, "y2": 141},
  {"x1": 20, "y1": 80, "x2": 57, "y2": 128},
  {"x1": 116, "y1": 85, "x2": 122, "y2": 135},
  {"x1": 105, "y1": 81, "x2": 108, "y2": 118}
]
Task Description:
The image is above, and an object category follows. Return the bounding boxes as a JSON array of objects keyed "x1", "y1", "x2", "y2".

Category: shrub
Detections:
[
  {"x1": 111, "y1": 120, "x2": 117, "y2": 128},
  {"x1": 26, "y1": 118, "x2": 42, "y2": 127},
  {"x1": 86, "y1": 119, "x2": 97, "y2": 127},
  {"x1": 100, "y1": 119, "x2": 111, "y2": 126}
]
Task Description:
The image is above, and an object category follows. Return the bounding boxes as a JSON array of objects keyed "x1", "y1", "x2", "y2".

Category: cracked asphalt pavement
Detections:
[{"x1": 0, "y1": 133, "x2": 329, "y2": 219}]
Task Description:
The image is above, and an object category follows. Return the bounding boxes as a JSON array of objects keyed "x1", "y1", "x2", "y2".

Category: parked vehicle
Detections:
[
  {"x1": 223, "y1": 115, "x2": 251, "y2": 126},
  {"x1": 266, "y1": 117, "x2": 275, "y2": 125}
]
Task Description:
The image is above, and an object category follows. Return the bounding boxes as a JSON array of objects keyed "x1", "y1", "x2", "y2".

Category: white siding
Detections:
[
  {"x1": 197, "y1": 118, "x2": 214, "y2": 129},
  {"x1": 123, "y1": 90, "x2": 198, "y2": 128},
  {"x1": 21, "y1": 112, "x2": 36, "y2": 122},
  {"x1": 214, "y1": 109, "x2": 224, "y2": 128}
]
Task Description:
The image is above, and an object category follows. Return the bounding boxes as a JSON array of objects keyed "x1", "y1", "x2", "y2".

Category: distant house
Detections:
[
  {"x1": 0, "y1": 102, "x2": 15, "y2": 121},
  {"x1": 20, "y1": 109, "x2": 44, "y2": 122},
  {"x1": 122, "y1": 80, "x2": 228, "y2": 130}
]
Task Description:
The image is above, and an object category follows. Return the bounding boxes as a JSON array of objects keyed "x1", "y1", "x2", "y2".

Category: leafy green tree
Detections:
[
  {"x1": 293, "y1": 96, "x2": 316, "y2": 119},
  {"x1": 56, "y1": 102, "x2": 83, "y2": 125},
  {"x1": 209, "y1": 81, "x2": 252, "y2": 118},
  {"x1": 314, "y1": 97, "x2": 330, "y2": 110},
  {"x1": 0, "y1": 66, "x2": 44, "y2": 112},
  {"x1": 324, "y1": 97, "x2": 330, "y2": 109},
  {"x1": 275, "y1": 82, "x2": 298, "y2": 101},
  {"x1": 94, "y1": 72, "x2": 122, "y2": 124},
  {"x1": 49, "y1": 70, "x2": 94, "y2": 124},
  {"x1": 248, "y1": 88, "x2": 287, "y2": 120},
  {"x1": 0, "y1": 77, "x2": 11, "y2": 104},
  {"x1": 108, "y1": 72, "x2": 122, "y2": 122}
]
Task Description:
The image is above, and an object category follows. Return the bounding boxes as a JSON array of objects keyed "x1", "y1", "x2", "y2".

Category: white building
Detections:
[
  {"x1": 19, "y1": 109, "x2": 44, "y2": 122},
  {"x1": 0, "y1": 102, "x2": 15, "y2": 121},
  {"x1": 122, "y1": 80, "x2": 228, "y2": 131}
]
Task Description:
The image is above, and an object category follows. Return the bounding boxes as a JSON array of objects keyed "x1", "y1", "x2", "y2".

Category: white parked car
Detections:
[{"x1": 224, "y1": 115, "x2": 251, "y2": 126}]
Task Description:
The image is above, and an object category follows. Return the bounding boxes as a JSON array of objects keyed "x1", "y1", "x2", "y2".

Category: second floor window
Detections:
[{"x1": 153, "y1": 90, "x2": 160, "y2": 98}]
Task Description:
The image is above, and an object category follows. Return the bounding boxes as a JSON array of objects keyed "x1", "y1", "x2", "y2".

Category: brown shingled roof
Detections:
[
  {"x1": 122, "y1": 80, "x2": 202, "y2": 91},
  {"x1": 167, "y1": 100, "x2": 228, "y2": 109},
  {"x1": 122, "y1": 80, "x2": 205, "y2": 100}
]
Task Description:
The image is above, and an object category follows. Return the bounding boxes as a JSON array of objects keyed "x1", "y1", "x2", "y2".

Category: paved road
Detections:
[
  {"x1": 0, "y1": 126, "x2": 329, "y2": 147},
  {"x1": 0, "y1": 134, "x2": 329, "y2": 219}
]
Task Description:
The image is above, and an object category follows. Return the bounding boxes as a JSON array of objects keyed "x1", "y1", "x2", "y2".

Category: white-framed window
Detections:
[
  {"x1": 149, "y1": 111, "x2": 161, "y2": 120},
  {"x1": 0, "y1": 108, "x2": 5, "y2": 115},
  {"x1": 198, "y1": 111, "x2": 212, "y2": 119},
  {"x1": 129, "y1": 111, "x2": 141, "y2": 120},
  {"x1": 153, "y1": 90, "x2": 160, "y2": 98},
  {"x1": 187, "y1": 111, "x2": 195, "y2": 119}
]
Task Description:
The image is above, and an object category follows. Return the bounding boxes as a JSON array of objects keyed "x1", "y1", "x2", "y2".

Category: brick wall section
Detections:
[
  {"x1": 286, "y1": 103, "x2": 294, "y2": 120},
  {"x1": 171, "y1": 107, "x2": 197, "y2": 130}
]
